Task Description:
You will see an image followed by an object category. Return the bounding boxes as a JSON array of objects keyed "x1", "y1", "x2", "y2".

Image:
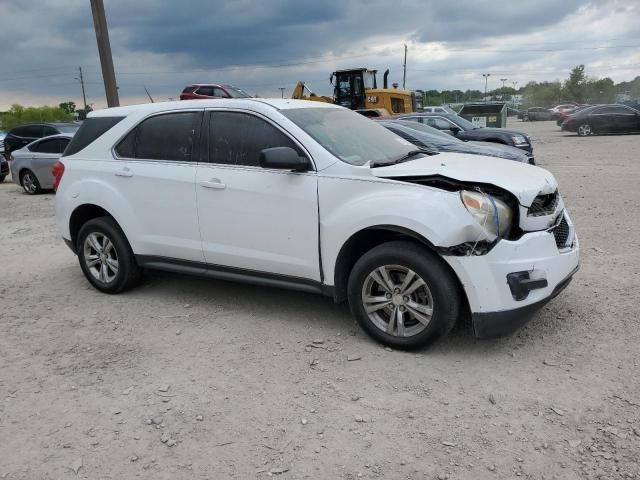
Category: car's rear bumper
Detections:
[{"x1": 443, "y1": 212, "x2": 579, "y2": 337}]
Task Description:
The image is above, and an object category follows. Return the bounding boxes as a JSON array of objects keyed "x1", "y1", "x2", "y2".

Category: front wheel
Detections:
[
  {"x1": 347, "y1": 241, "x2": 461, "y2": 350},
  {"x1": 577, "y1": 123, "x2": 593, "y2": 136},
  {"x1": 77, "y1": 216, "x2": 141, "y2": 294}
]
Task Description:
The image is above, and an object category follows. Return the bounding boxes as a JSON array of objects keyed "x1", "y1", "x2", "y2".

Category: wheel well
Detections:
[
  {"x1": 69, "y1": 204, "x2": 114, "y2": 249},
  {"x1": 332, "y1": 226, "x2": 453, "y2": 302}
]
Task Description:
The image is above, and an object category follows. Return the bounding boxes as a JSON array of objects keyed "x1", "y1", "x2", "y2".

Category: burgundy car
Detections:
[{"x1": 180, "y1": 84, "x2": 251, "y2": 100}]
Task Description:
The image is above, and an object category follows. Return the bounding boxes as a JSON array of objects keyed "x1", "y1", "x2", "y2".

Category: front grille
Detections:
[
  {"x1": 552, "y1": 215, "x2": 570, "y2": 248},
  {"x1": 528, "y1": 191, "x2": 559, "y2": 216}
]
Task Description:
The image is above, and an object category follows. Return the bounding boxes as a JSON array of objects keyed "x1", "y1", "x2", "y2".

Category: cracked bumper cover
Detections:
[{"x1": 442, "y1": 217, "x2": 580, "y2": 338}]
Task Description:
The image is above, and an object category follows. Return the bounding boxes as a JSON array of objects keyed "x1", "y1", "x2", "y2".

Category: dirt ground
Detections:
[{"x1": 1, "y1": 119, "x2": 639, "y2": 480}]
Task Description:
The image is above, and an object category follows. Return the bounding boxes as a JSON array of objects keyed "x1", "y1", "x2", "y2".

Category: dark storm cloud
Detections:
[{"x1": 0, "y1": 0, "x2": 638, "y2": 108}]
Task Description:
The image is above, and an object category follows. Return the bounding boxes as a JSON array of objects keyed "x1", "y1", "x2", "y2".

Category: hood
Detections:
[
  {"x1": 465, "y1": 141, "x2": 527, "y2": 161},
  {"x1": 474, "y1": 127, "x2": 526, "y2": 136},
  {"x1": 371, "y1": 152, "x2": 556, "y2": 206}
]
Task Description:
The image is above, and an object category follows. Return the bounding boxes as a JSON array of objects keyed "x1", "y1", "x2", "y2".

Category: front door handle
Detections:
[
  {"x1": 199, "y1": 178, "x2": 226, "y2": 190},
  {"x1": 114, "y1": 167, "x2": 134, "y2": 178}
]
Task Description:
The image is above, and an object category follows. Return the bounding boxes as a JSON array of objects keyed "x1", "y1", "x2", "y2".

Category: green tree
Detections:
[
  {"x1": 59, "y1": 101, "x2": 76, "y2": 115},
  {"x1": 585, "y1": 77, "x2": 616, "y2": 103},
  {"x1": 0, "y1": 104, "x2": 73, "y2": 131},
  {"x1": 563, "y1": 65, "x2": 587, "y2": 103}
]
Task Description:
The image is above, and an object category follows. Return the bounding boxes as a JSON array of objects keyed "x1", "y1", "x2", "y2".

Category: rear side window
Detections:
[
  {"x1": 63, "y1": 116, "x2": 124, "y2": 157},
  {"x1": 208, "y1": 111, "x2": 301, "y2": 167},
  {"x1": 182, "y1": 86, "x2": 195, "y2": 93},
  {"x1": 115, "y1": 112, "x2": 200, "y2": 162},
  {"x1": 22, "y1": 125, "x2": 43, "y2": 137},
  {"x1": 31, "y1": 138, "x2": 69, "y2": 154},
  {"x1": 196, "y1": 86, "x2": 213, "y2": 97},
  {"x1": 42, "y1": 126, "x2": 58, "y2": 136}
]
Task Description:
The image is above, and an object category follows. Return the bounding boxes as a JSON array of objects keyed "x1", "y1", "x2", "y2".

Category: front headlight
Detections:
[
  {"x1": 460, "y1": 190, "x2": 514, "y2": 238},
  {"x1": 511, "y1": 135, "x2": 528, "y2": 146}
]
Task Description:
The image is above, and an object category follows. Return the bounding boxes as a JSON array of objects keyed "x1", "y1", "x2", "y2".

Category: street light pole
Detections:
[
  {"x1": 278, "y1": 87, "x2": 286, "y2": 98},
  {"x1": 402, "y1": 44, "x2": 407, "y2": 89},
  {"x1": 482, "y1": 73, "x2": 490, "y2": 104},
  {"x1": 90, "y1": 0, "x2": 119, "y2": 107}
]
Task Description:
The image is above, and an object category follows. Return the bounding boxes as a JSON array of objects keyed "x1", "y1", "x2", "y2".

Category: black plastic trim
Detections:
[
  {"x1": 63, "y1": 238, "x2": 76, "y2": 254},
  {"x1": 136, "y1": 255, "x2": 330, "y2": 296},
  {"x1": 507, "y1": 271, "x2": 548, "y2": 301},
  {"x1": 472, "y1": 266, "x2": 578, "y2": 338}
]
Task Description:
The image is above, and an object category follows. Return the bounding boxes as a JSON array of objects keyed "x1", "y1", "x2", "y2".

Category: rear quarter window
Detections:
[{"x1": 62, "y1": 117, "x2": 125, "y2": 157}]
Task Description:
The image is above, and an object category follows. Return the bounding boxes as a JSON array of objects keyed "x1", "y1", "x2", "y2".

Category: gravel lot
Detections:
[{"x1": 1, "y1": 120, "x2": 639, "y2": 480}]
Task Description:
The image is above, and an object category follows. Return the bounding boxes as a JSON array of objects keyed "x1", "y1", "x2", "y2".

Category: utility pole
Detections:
[
  {"x1": 500, "y1": 78, "x2": 507, "y2": 90},
  {"x1": 90, "y1": 0, "x2": 119, "y2": 107},
  {"x1": 75, "y1": 66, "x2": 88, "y2": 113},
  {"x1": 278, "y1": 87, "x2": 286, "y2": 98},
  {"x1": 402, "y1": 44, "x2": 407, "y2": 89},
  {"x1": 482, "y1": 73, "x2": 490, "y2": 104}
]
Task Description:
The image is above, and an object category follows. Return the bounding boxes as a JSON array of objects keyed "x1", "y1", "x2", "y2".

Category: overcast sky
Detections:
[{"x1": 1, "y1": 0, "x2": 639, "y2": 109}]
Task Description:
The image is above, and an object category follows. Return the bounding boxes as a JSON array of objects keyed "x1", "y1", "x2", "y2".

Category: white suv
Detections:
[{"x1": 54, "y1": 99, "x2": 579, "y2": 349}]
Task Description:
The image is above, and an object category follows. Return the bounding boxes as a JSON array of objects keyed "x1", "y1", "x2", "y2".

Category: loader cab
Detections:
[{"x1": 333, "y1": 69, "x2": 376, "y2": 110}]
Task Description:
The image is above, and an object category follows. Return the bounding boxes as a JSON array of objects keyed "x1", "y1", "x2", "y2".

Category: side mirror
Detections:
[
  {"x1": 450, "y1": 126, "x2": 461, "y2": 135},
  {"x1": 259, "y1": 147, "x2": 310, "y2": 171}
]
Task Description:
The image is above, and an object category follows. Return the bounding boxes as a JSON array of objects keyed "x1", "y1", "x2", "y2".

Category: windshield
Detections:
[
  {"x1": 281, "y1": 107, "x2": 418, "y2": 166},
  {"x1": 56, "y1": 124, "x2": 80, "y2": 134},
  {"x1": 392, "y1": 120, "x2": 463, "y2": 144},
  {"x1": 225, "y1": 87, "x2": 251, "y2": 98}
]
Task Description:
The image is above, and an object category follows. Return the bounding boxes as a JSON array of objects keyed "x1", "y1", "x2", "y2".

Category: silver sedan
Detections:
[{"x1": 10, "y1": 134, "x2": 72, "y2": 194}]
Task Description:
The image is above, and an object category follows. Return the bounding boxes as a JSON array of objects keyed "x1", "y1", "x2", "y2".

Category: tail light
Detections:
[{"x1": 52, "y1": 161, "x2": 65, "y2": 192}]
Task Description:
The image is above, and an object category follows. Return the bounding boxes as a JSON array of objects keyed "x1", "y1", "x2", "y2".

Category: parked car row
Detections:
[{"x1": 2, "y1": 122, "x2": 79, "y2": 192}]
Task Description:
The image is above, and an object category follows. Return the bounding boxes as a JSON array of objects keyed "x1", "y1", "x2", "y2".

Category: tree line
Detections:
[{"x1": 421, "y1": 66, "x2": 640, "y2": 108}]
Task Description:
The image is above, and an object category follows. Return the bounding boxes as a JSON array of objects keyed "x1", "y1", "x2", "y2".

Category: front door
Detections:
[{"x1": 196, "y1": 110, "x2": 320, "y2": 281}]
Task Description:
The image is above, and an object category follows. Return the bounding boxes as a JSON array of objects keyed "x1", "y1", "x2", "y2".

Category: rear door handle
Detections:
[
  {"x1": 114, "y1": 167, "x2": 134, "y2": 178},
  {"x1": 199, "y1": 178, "x2": 226, "y2": 190}
]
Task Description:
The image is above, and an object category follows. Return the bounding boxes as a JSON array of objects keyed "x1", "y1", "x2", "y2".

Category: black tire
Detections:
[
  {"x1": 77, "y1": 216, "x2": 141, "y2": 294},
  {"x1": 20, "y1": 169, "x2": 41, "y2": 194},
  {"x1": 0, "y1": 175, "x2": 5, "y2": 183},
  {"x1": 347, "y1": 241, "x2": 461, "y2": 350},
  {"x1": 577, "y1": 123, "x2": 593, "y2": 137}
]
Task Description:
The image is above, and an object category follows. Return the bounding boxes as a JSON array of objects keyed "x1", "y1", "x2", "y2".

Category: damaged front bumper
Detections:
[{"x1": 443, "y1": 211, "x2": 580, "y2": 338}]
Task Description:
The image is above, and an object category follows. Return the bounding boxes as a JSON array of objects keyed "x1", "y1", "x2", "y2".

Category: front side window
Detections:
[
  {"x1": 208, "y1": 111, "x2": 302, "y2": 167},
  {"x1": 212, "y1": 88, "x2": 227, "y2": 98},
  {"x1": 115, "y1": 112, "x2": 199, "y2": 161},
  {"x1": 425, "y1": 117, "x2": 455, "y2": 130},
  {"x1": 23, "y1": 125, "x2": 43, "y2": 138},
  {"x1": 282, "y1": 107, "x2": 418, "y2": 166},
  {"x1": 42, "y1": 126, "x2": 58, "y2": 136}
]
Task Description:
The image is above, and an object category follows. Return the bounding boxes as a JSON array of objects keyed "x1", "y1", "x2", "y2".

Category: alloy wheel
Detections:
[
  {"x1": 578, "y1": 124, "x2": 592, "y2": 136},
  {"x1": 361, "y1": 264, "x2": 434, "y2": 337},
  {"x1": 83, "y1": 232, "x2": 119, "y2": 284},
  {"x1": 21, "y1": 172, "x2": 38, "y2": 193}
]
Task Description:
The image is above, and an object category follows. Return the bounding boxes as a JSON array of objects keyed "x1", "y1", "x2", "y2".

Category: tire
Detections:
[
  {"x1": 0, "y1": 175, "x2": 5, "y2": 183},
  {"x1": 347, "y1": 241, "x2": 461, "y2": 350},
  {"x1": 577, "y1": 123, "x2": 593, "y2": 137},
  {"x1": 77, "y1": 216, "x2": 141, "y2": 294},
  {"x1": 20, "y1": 169, "x2": 41, "y2": 194}
]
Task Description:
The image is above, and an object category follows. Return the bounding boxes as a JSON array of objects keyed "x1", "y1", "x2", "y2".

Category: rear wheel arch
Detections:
[{"x1": 69, "y1": 204, "x2": 122, "y2": 251}]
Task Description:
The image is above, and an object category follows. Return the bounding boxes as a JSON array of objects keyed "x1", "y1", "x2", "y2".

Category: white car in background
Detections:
[
  {"x1": 53, "y1": 99, "x2": 579, "y2": 349},
  {"x1": 421, "y1": 106, "x2": 456, "y2": 114}
]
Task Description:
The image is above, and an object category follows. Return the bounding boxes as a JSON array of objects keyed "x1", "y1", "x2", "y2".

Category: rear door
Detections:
[
  {"x1": 195, "y1": 109, "x2": 320, "y2": 280},
  {"x1": 112, "y1": 110, "x2": 204, "y2": 262},
  {"x1": 611, "y1": 106, "x2": 639, "y2": 132}
]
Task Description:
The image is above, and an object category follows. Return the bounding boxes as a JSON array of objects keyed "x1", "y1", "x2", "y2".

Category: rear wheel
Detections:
[
  {"x1": 20, "y1": 170, "x2": 41, "y2": 194},
  {"x1": 577, "y1": 123, "x2": 593, "y2": 137},
  {"x1": 0, "y1": 175, "x2": 5, "y2": 183},
  {"x1": 77, "y1": 216, "x2": 141, "y2": 293},
  {"x1": 347, "y1": 241, "x2": 461, "y2": 350}
]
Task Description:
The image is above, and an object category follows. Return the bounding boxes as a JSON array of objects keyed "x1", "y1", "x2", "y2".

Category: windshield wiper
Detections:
[{"x1": 392, "y1": 148, "x2": 438, "y2": 164}]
